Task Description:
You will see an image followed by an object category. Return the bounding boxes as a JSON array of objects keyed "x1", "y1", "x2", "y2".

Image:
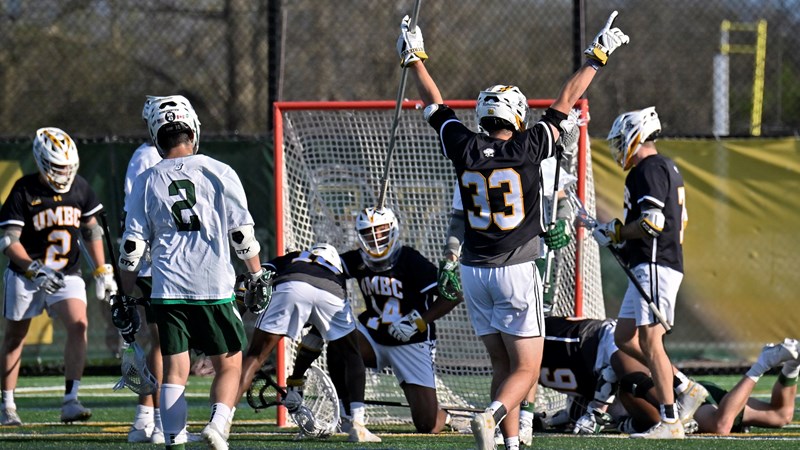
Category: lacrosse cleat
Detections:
[
  {"x1": 348, "y1": 420, "x2": 381, "y2": 443},
  {"x1": 61, "y1": 399, "x2": 91, "y2": 423},
  {"x1": 630, "y1": 420, "x2": 684, "y2": 439},
  {"x1": 676, "y1": 380, "x2": 709, "y2": 423},
  {"x1": 150, "y1": 427, "x2": 166, "y2": 444},
  {"x1": 127, "y1": 421, "x2": 155, "y2": 442},
  {"x1": 202, "y1": 422, "x2": 229, "y2": 450},
  {"x1": 1, "y1": 406, "x2": 22, "y2": 426},
  {"x1": 471, "y1": 410, "x2": 498, "y2": 450}
]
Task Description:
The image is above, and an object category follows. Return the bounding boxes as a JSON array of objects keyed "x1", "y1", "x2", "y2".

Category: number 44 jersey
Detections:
[{"x1": 123, "y1": 155, "x2": 255, "y2": 303}]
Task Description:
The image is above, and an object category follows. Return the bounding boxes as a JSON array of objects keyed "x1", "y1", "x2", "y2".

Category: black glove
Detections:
[
  {"x1": 110, "y1": 295, "x2": 141, "y2": 343},
  {"x1": 236, "y1": 269, "x2": 275, "y2": 314}
]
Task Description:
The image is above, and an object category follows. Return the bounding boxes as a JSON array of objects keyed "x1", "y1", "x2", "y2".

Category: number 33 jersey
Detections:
[
  {"x1": 0, "y1": 174, "x2": 102, "y2": 275},
  {"x1": 340, "y1": 246, "x2": 438, "y2": 346},
  {"x1": 123, "y1": 155, "x2": 255, "y2": 302}
]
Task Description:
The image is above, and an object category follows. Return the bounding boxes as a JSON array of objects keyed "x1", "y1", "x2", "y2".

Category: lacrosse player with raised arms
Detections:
[
  {"x1": 592, "y1": 106, "x2": 707, "y2": 439},
  {"x1": 235, "y1": 243, "x2": 381, "y2": 443},
  {"x1": 0, "y1": 127, "x2": 116, "y2": 426},
  {"x1": 399, "y1": 10, "x2": 629, "y2": 450},
  {"x1": 114, "y1": 95, "x2": 264, "y2": 450}
]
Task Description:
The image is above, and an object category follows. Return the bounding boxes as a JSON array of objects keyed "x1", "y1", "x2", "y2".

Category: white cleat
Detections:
[
  {"x1": 61, "y1": 399, "x2": 92, "y2": 423},
  {"x1": 150, "y1": 427, "x2": 165, "y2": 444},
  {"x1": 519, "y1": 417, "x2": 533, "y2": 445},
  {"x1": 630, "y1": 420, "x2": 685, "y2": 439},
  {"x1": 127, "y1": 421, "x2": 154, "y2": 442},
  {"x1": 1, "y1": 407, "x2": 22, "y2": 426},
  {"x1": 202, "y1": 422, "x2": 229, "y2": 450},
  {"x1": 347, "y1": 421, "x2": 381, "y2": 443},
  {"x1": 470, "y1": 411, "x2": 498, "y2": 450},
  {"x1": 677, "y1": 380, "x2": 709, "y2": 423}
]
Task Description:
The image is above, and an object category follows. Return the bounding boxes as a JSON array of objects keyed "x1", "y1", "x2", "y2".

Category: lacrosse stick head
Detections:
[
  {"x1": 246, "y1": 368, "x2": 280, "y2": 411},
  {"x1": 291, "y1": 365, "x2": 340, "y2": 438},
  {"x1": 113, "y1": 342, "x2": 158, "y2": 395}
]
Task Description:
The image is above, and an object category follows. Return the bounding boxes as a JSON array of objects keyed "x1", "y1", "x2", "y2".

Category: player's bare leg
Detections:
[
  {"x1": 50, "y1": 298, "x2": 91, "y2": 423},
  {"x1": 0, "y1": 319, "x2": 30, "y2": 426},
  {"x1": 402, "y1": 382, "x2": 447, "y2": 433},
  {"x1": 236, "y1": 329, "x2": 283, "y2": 403},
  {"x1": 202, "y1": 351, "x2": 242, "y2": 449}
]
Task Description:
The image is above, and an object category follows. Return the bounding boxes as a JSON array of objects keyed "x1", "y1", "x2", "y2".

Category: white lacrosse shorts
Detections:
[
  {"x1": 460, "y1": 261, "x2": 545, "y2": 337},
  {"x1": 254, "y1": 280, "x2": 355, "y2": 341},
  {"x1": 3, "y1": 269, "x2": 86, "y2": 321},
  {"x1": 593, "y1": 320, "x2": 619, "y2": 373},
  {"x1": 356, "y1": 322, "x2": 437, "y2": 388},
  {"x1": 618, "y1": 263, "x2": 683, "y2": 327}
]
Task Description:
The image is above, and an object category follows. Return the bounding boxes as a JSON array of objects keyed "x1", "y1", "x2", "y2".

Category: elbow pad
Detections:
[
  {"x1": 80, "y1": 221, "x2": 104, "y2": 241},
  {"x1": 230, "y1": 225, "x2": 261, "y2": 260},
  {"x1": 119, "y1": 236, "x2": 146, "y2": 272},
  {"x1": 423, "y1": 104, "x2": 441, "y2": 123},
  {"x1": 639, "y1": 208, "x2": 665, "y2": 237}
]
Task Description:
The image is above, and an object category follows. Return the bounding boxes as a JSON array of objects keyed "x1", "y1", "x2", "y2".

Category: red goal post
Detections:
[{"x1": 272, "y1": 99, "x2": 603, "y2": 426}]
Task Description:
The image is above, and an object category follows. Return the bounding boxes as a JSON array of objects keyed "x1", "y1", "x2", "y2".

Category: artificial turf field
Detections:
[{"x1": 1, "y1": 375, "x2": 800, "y2": 449}]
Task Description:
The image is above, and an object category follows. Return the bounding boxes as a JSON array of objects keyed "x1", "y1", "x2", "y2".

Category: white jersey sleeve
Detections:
[{"x1": 124, "y1": 144, "x2": 162, "y2": 204}]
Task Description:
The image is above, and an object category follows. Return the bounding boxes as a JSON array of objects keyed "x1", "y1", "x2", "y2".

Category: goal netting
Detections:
[{"x1": 273, "y1": 99, "x2": 605, "y2": 426}]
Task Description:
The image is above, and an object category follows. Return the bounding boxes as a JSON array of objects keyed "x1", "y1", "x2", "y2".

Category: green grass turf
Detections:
[{"x1": 0, "y1": 375, "x2": 799, "y2": 449}]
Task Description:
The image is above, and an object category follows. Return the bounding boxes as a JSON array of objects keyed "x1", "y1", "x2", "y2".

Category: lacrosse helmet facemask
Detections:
[
  {"x1": 355, "y1": 207, "x2": 401, "y2": 272},
  {"x1": 475, "y1": 85, "x2": 528, "y2": 134},
  {"x1": 33, "y1": 127, "x2": 80, "y2": 194},
  {"x1": 146, "y1": 95, "x2": 201, "y2": 157},
  {"x1": 607, "y1": 106, "x2": 661, "y2": 171}
]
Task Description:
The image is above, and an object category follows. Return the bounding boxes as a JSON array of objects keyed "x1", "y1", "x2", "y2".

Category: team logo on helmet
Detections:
[{"x1": 165, "y1": 111, "x2": 175, "y2": 122}]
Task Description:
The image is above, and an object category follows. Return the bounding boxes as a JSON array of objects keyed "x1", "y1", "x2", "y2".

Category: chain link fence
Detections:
[{"x1": 0, "y1": 0, "x2": 797, "y2": 139}]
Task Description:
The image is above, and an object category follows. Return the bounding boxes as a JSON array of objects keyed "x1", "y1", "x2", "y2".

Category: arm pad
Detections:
[
  {"x1": 230, "y1": 225, "x2": 261, "y2": 260},
  {"x1": 541, "y1": 108, "x2": 569, "y2": 134},
  {"x1": 444, "y1": 209, "x2": 465, "y2": 258},
  {"x1": 639, "y1": 208, "x2": 665, "y2": 237},
  {"x1": 80, "y1": 221, "x2": 104, "y2": 241},
  {"x1": 119, "y1": 236, "x2": 146, "y2": 272},
  {"x1": 0, "y1": 233, "x2": 19, "y2": 254}
]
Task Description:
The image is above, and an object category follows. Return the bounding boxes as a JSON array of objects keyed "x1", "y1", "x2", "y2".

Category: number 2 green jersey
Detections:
[{"x1": 123, "y1": 154, "x2": 255, "y2": 304}]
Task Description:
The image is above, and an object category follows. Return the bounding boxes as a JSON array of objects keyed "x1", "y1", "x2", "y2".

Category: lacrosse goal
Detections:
[{"x1": 272, "y1": 99, "x2": 605, "y2": 426}]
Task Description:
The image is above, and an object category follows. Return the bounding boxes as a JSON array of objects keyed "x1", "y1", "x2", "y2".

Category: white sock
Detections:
[
  {"x1": 2, "y1": 390, "x2": 15, "y2": 409},
  {"x1": 520, "y1": 408, "x2": 533, "y2": 427},
  {"x1": 209, "y1": 402, "x2": 231, "y2": 431},
  {"x1": 782, "y1": 359, "x2": 800, "y2": 379},
  {"x1": 64, "y1": 380, "x2": 80, "y2": 402},
  {"x1": 487, "y1": 400, "x2": 507, "y2": 424},
  {"x1": 350, "y1": 402, "x2": 366, "y2": 424},
  {"x1": 160, "y1": 384, "x2": 187, "y2": 445},
  {"x1": 504, "y1": 436, "x2": 520, "y2": 450},
  {"x1": 133, "y1": 404, "x2": 155, "y2": 428},
  {"x1": 153, "y1": 407, "x2": 163, "y2": 432}
]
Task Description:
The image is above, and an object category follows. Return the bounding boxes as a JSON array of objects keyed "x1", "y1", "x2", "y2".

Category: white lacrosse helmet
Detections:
[
  {"x1": 141, "y1": 95, "x2": 165, "y2": 122},
  {"x1": 33, "y1": 127, "x2": 80, "y2": 194},
  {"x1": 146, "y1": 95, "x2": 201, "y2": 156},
  {"x1": 607, "y1": 106, "x2": 661, "y2": 170},
  {"x1": 355, "y1": 207, "x2": 401, "y2": 271},
  {"x1": 309, "y1": 243, "x2": 342, "y2": 272},
  {"x1": 475, "y1": 85, "x2": 528, "y2": 133}
]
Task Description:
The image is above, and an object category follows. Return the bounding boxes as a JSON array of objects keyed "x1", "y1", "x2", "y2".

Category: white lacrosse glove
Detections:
[
  {"x1": 592, "y1": 219, "x2": 622, "y2": 247},
  {"x1": 397, "y1": 14, "x2": 427, "y2": 67},
  {"x1": 388, "y1": 309, "x2": 427, "y2": 342},
  {"x1": 584, "y1": 11, "x2": 630, "y2": 68},
  {"x1": 25, "y1": 260, "x2": 66, "y2": 294},
  {"x1": 573, "y1": 407, "x2": 613, "y2": 434},
  {"x1": 284, "y1": 376, "x2": 305, "y2": 414},
  {"x1": 93, "y1": 263, "x2": 118, "y2": 302}
]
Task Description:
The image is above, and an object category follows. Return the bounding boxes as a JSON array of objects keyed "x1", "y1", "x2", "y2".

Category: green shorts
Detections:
[
  {"x1": 699, "y1": 380, "x2": 745, "y2": 432},
  {"x1": 152, "y1": 301, "x2": 247, "y2": 357}
]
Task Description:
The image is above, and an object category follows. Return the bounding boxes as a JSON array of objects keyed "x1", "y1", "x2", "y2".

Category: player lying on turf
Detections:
[
  {"x1": 235, "y1": 243, "x2": 381, "y2": 443},
  {"x1": 519, "y1": 316, "x2": 708, "y2": 436},
  {"x1": 617, "y1": 338, "x2": 800, "y2": 435},
  {"x1": 286, "y1": 207, "x2": 465, "y2": 434}
]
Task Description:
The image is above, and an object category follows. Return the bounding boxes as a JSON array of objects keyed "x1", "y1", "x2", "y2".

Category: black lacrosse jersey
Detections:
[
  {"x1": 539, "y1": 316, "x2": 606, "y2": 399},
  {"x1": 263, "y1": 250, "x2": 347, "y2": 299},
  {"x1": 0, "y1": 174, "x2": 102, "y2": 276},
  {"x1": 621, "y1": 154, "x2": 685, "y2": 273},
  {"x1": 340, "y1": 246, "x2": 439, "y2": 346},
  {"x1": 427, "y1": 106, "x2": 555, "y2": 256}
]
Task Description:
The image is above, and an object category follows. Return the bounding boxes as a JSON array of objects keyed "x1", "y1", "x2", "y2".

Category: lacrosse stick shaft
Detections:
[
  {"x1": 98, "y1": 211, "x2": 124, "y2": 290},
  {"x1": 376, "y1": 0, "x2": 423, "y2": 210},
  {"x1": 542, "y1": 147, "x2": 564, "y2": 294},
  {"x1": 607, "y1": 246, "x2": 672, "y2": 334}
]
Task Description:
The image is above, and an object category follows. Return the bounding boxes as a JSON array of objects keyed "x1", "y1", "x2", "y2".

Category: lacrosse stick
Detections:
[
  {"x1": 247, "y1": 365, "x2": 340, "y2": 438},
  {"x1": 365, "y1": 399, "x2": 482, "y2": 414},
  {"x1": 568, "y1": 192, "x2": 672, "y2": 333},
  {"x1": 98, "y1": 212, "x2": 162, "y2": 390},
  {"x1": 376, "y1": 0, "x2": 423, "y2": 210},
  {"x1": 113, "y1": 341, "x2": 158, "y2": 395}
]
